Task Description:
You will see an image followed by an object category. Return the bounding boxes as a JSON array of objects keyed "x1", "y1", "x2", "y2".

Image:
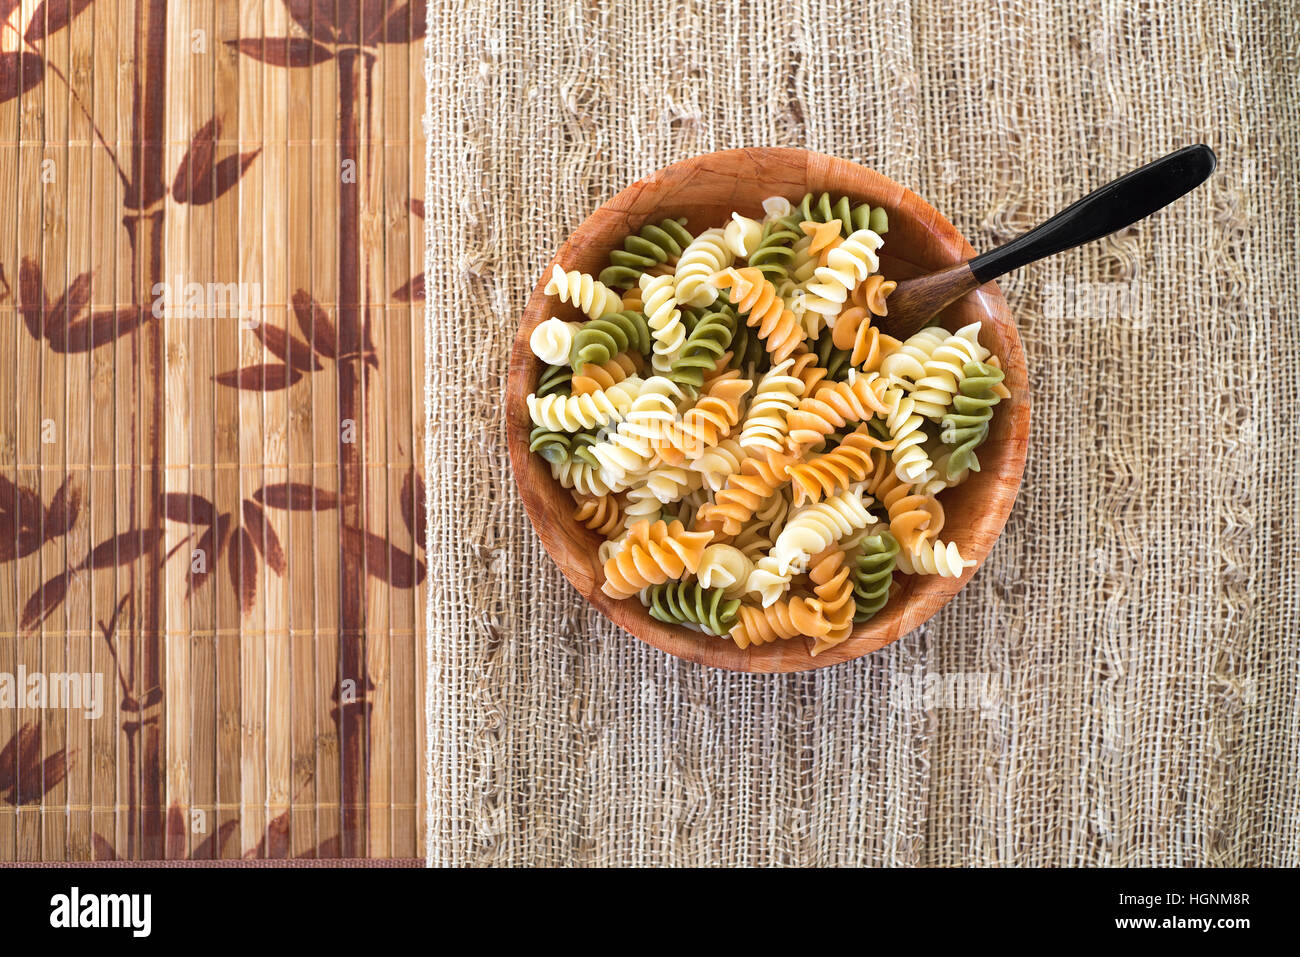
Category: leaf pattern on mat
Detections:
[
  {"x1": 23, "y1": 0, "x2": 97, "y2": 43},
  {"x1": 255, "y1": 483, "x2": 342, "y2": 511},
  {"x1": 0, "y1": 52, "x2": 44, "y2": 104},
  {"x1": 0, "y1": 724, "x2": 70, "y2": 806},
  {"x1": 224, "y1": 38, "x2": 335, "y2": 68},
  {"x1": 171, "y1": 117, "x2": 262, "y2": 206},
  {"x1": 15, "y1": 258, "x2": 143, "y2": 353}
]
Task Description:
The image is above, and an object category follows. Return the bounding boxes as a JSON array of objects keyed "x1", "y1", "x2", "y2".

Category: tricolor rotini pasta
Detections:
[{"x1": 528, "y1": 193, "x2": 1014, "y2": 656}]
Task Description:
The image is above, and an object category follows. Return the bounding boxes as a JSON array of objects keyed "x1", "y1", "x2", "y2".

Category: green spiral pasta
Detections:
[
  {"x1": 598, "y1": 218, "x2": 694, "y2": 289},
  {"x1": 569, "y1": 310, "x2": 652, "y2": 368},
  {"x1": 570, "y1": 432, "x2": 601, "y2": 469},
  {"x1": 746, "y1": 220, "x2": 802, "y2": 283},
  {"x1": 529, "y1": 425, "x2": 599, "y2": 464},
  {"x1": 529, "y1": 426, "x2": 571, "y2": 463},
  {"x1": 815, "y1": 333, "x2": 853, "y2": 381},
  {"x1": 642, "y1": 580, "x2": 742, "y2": 636},
  {"x1": 535, "y1": 363, "x2": 571, "y2": 398},
  {"x1": 939, "y1": 360, "x2": 1005, "y2": 479},
  {"x1": 852, "y1": 530, "x2": 899, "y2": 623},
  {"x1": 782, "y1": 193, "x2": 889, "y2": 237},
  {"x1": 669, "y1": 307, "x2": 737, "y2": 387},
  {"x1": 727, "y1": 306, "x2": 769, "y2": 372}
]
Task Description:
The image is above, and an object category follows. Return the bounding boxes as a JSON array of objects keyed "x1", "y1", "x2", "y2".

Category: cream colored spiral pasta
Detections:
[
  {"x1": 529, "y1": 316, "x2": 581, "y2": 365},
  {"x1": 639, "y1": 463, "x2": 702, "y2": 505},
  {"x1": 724, "y1": 212, "x2": 763, "y2": 257},
  {"x1": 737, "y1": 357, "x2": 804, "y2": 453},
  {"x1": 673, "y1": 227, "x2": 734, "y2": 307},
  {"x1": 550, "y1": 457, "x2": 613, "y2": 497},
  {"x1": 771, "y1": 489, "x2": 875, "y2": 577},
  {"x1": 689, "y1": 438, "x2": 747, "y2": 491},
  {"x1": 896, "y1": 538, "x2": 976, "y2": 577},
  {"x1": 801, "y1": 228, "x2": 884, "y2": 319},
  {"x1": 545, "y1": 264, "x2": 622, "y2": 319},
  {"x1": 622, "y1": 483, "x2": 664, "y2": 528},
  {"x1": 526, "y1": 376, "x2": 644, "y2": 432},
  {"x1": 588, "y1": 376, "x2": 682, "y2": 489},
  {"x1": 638, "y1": 272, "x2": 688, "y2": 372},
  {"x1": 744, "y1": 554, "x2": 795, "y2": 607},
  {"x1": 909, "y1": 322, "x2": 991, "y2": 419},
  {"x1": 883, "y1": 389, "x2": 932, "y2": 483},
  {"x1": 879, "y1": 326, "x2": 948, "y2": 386},
  {"x1": 761, "y1": 195, "x2": 795, "y2": 222},
  {"x1": 697, "y1": 544, "x2": 754, "y2": 599}
]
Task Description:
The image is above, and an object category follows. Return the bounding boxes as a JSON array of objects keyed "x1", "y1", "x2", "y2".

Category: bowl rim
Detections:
[{"x1": 506, "y1": 147, "x2": 1030, "y2": 673}]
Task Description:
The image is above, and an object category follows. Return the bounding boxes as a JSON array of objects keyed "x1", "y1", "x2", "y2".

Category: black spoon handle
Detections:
[{"x1": 967, "y1": 144, "x2": 1216, "y2": 284}]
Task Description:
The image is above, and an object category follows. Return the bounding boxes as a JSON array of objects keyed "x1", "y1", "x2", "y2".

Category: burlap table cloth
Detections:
[{"x1": 424, "y1": 0, "x2": 1299, "y2": 866}]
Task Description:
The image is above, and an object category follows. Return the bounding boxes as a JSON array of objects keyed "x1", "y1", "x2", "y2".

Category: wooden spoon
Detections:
[{"x1": 880, "y1": 144, "x2": 1217, "y2": 339}]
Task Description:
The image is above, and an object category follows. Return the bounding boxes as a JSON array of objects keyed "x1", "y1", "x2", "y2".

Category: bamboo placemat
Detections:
[
  {"x1": 425, "y1": 0, "x2": 1299, "y2": 866},
  {"x1": 1, "y1": 0, "x2": 426, "y2": 861}
]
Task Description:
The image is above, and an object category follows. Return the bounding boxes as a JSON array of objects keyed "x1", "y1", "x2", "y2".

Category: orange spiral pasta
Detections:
[
  {"x1": 696, "y1": 447, "x2": 798, "y2": 537},
  {"x1": 799, "y1": 219, "x2": 843, "y2": 265},
  {"x1": 850, "y1": 273, "x2": 896, "y2": 315},
  {"x1": 729, "y1": 595, "x2": 830, "y2": 649},
  {"x1": 710, "y1": 266, "x2": 806, "y2": 362},
  {"x1": 573, "y1": 492, "x2": 623, "y2": 538},
  {"x1": 807, "y1": 547, "x2": 855, "y2": 655},
  {"x1": 868, "y1": 458, "x2": 944, "y2": 549},
  {"x1": 661, "y1": 369, "x2": 752, "y2": 464},
  {"x1": 600, "y1": 519, "x2": 713, "y2": 599},
  {"x1": 571, "y1": 353, "x2": 642, "y2": 395},
  {"x1": 787, "y1": 425, "x2": 894, "y2": 506},
  {"x1": 786, "y1": 371, "x2": 896, "y2": 451},
  {"x1": 787, "y1": 348, "x2": 830, "y2": 395},
  {"x1": 832, "y1": 306, "x2": 902, "y2": 372}
]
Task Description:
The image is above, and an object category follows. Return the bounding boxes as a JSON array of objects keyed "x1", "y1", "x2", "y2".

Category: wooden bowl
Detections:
[{"x1": 506, "y1": 147, "x2": 1030, "y2": 673}]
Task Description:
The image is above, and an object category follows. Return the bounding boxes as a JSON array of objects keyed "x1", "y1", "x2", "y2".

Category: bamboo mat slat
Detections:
[{"x1": 0, "y1": 0, "x2": 428, "y2": 863}]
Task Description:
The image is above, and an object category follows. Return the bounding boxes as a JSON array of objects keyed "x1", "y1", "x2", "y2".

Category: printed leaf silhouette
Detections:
[
  {"x1": 53, "y1": 307, "x2": 143, "y2": 353},
  {"x1": 214, "y1": 363, "x2": 303, "y2": 391},
  {"x1": 392, "y1": 272, "x2": 425, "y2": 302},
  {"x1": 229, "y1": 527, "x2": 258, "y2": 614},
  {"x1": 170, "y1": 119, "x2": 217, "y2": 201},
  {"x1": 225, "y1": 38, "x2": 334, "y2": 67},
  {"x1": 162, "y1": 491, "x2": 216, "y2": 527},
  {"x1": 16, "y1": 259, "x2": 140, "y2": 352},
  {"x1": 23, "y1": 0, "x2": 96, "y2": 42},
  {"x1": 171, "y1": 117, "x2": 262, "y2": 206},
  {"x1": 92, "y1": 832, "x2": 117, "y2": 861},
  {"x1": 0, "y1": 724, "x2": 69, "y2": 806},
  {"x1": 344, "y1": 527, "x2": 426, "y2": 588},
  {"x1": 246, "y1": 810, "x2": 291, "y2": 859},
  {"x1": 292, "y1": 290, "x2": 338, "y2": 359},
  {"x1": 380, "y1": 1, "x2": 428, "y2": 43},
  {"x1": 410, "y1": 198, "x2": 425, "y2": 219},
  {"x1": 17, "y1": 258, "x2": 44, "y2": 340},
  {"x1": 283, "y1": 1, "x2": 338, "y2": 42},
  {"x1": 0, "y1": 52, "x2": 44, "y2": 104},
  {"x1": 0, "y1": 476, "x2": 52, "y2": 562},
  {"x1": 242, "y1": 501, "x2": 286, "y2": 576},
  {"x1": 44, "y1": 478, "x2": 81, "y2": 537},
  {"x1": 254, "y1": 483, "x2": 340, "y2": 511},
  {"x1": 188, "y1": 511, "x2": 233, "y2": 596},
  {"x1": 192, "y1": 817, "x2": 241, "y2": 860},
  {"x1": 400, "y1": 471, "x2": 426, "y2": 548},
  {"x1": 81, "y1": 528, "x2": 163, "y2": 570},
  {"x1": 20, "y1": 571, "x2": 69, "y2": 630},
  {"x1": 253, "y1": 322, "x2": 322, "y2": 372}
]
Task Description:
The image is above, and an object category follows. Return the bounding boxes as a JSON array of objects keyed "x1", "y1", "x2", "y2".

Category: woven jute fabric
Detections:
[{"x1": 424, "y1": 0, "x2": 1300, "y2": 866}]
